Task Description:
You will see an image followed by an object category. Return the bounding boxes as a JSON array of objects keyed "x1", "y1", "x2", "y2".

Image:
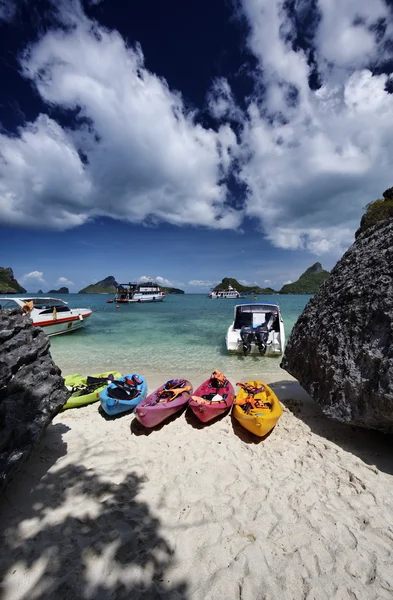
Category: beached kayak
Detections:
[
  {"x1": 99, "y1": 373, "x2": 147, "y2": 416},
  {"x1": 232, "y1": 380, "x2": 282, "y2": 437},
  {"x1": 189, "y1": 371, "x2": 234, "y2": 423},
  {"x1": 63, "y1": 371, "x2": 122, "y2": 410},
  {"x1": 135, "y1": 379, "x2": 192, "y2": 427}
]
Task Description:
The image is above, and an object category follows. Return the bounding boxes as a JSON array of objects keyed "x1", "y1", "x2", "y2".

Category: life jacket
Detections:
[{"x1": 234, "y1": 382, "x2": 271, "y2": 412}]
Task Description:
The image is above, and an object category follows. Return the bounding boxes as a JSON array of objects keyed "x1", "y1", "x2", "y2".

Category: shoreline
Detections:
[{"x1": 1, "y1": 374, "x2": 392, "y2": 599}]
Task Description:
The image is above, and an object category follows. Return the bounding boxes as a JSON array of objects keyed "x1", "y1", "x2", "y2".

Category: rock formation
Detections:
[
  {"x1": 0, "y1": 267, "x2": 26, "y2": 294},
  {"x1": 281, "y1": 218, "x2": 393, "y2": 433},
  {"x1": 47, "y1": 287, "x2": 69, "y2": 294},
  {"x1": 0, "y1": 311, "x2": 69, "y2": 493}
]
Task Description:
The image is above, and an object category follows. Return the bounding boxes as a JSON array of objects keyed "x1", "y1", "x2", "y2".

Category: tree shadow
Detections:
[
  {"x1": 130, "y1": 405, "x2": 188, "y2": 436},
  {"x1": 184, "y1": 406, "x2": 231, "y2": 430},
  {"x1": 0, "y1": 426, "x2": 188, "y2": 600},
  {"x1": 272, "y1": 379, "x2": 393, "y2": 476}
]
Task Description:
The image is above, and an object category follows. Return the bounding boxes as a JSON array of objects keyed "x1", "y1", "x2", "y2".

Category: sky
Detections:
[{"x1": 1, "y1": 0, "x2": 393, "y2": 293}]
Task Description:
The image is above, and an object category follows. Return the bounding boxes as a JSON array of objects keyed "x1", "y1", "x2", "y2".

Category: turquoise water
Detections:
[{"x1": 45, "y1": 293, "x2": 312, "y2": 378}]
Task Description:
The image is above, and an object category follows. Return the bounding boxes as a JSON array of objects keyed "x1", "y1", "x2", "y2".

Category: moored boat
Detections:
[
  {"x1": 189, "y1": 371, "x2": 235, "y2": 423},
  {"x1": 232, "y1": 380, "x2": 282, "y2": 437},
  {"x1": 135, "y1": 379, "x2": 192, "y2": 427},
  {"x1": 226, "y1": 303, "x2": 285, "y2": 356},
  {"x1": 208, "y1": 285, "x2": 240, "y2": 299},
  {"x1": 99, "y1": 373, "x2": 147, "y2": 416},
  {"x1": 113, "y1": 281, "x2": 164, "y2": 303},
  {"x1": 63, "y1": 371, "x2": 122, "y2": 409},
  {"x1": 0, "y1": 296, "x2": 92, "y2": 337}
]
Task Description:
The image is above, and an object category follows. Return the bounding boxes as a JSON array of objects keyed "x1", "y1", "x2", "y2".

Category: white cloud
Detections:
[
  {"x1": 0, "y1": 5, "x2": 241, "y2": 232},
  {"x1": 138, "y1": 275, "x2": 184, "y2": 288},
  {"x1": 56, "y1": 277, "x2": 74, "y2": 287},
  {"x1": 235, "y1": 0, "x2": 393, "y2": 257},
  {"x1": 188, "y1": 280, "x2": 217, "y2": 288},
  {"x1": 20, "y1": 271, "x2": 47, "y2": 287},
  {"x1": 0, "y1": 0, "x2": 16, "y2": 22}
]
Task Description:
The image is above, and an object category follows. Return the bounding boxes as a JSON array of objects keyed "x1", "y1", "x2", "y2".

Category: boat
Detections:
[
  {"x1": 0, "y1": 297, "x2": 92, "y2": 337},
  {"x1": 208, "y1": 285, "x2": 240, "y2": 299},
  {"x1": 113, "y1": 282, "x2": 165, "y2": 303},
  {"x1": 232, "y1": 380, "x2": 282, "y2": 437},
  {"x1": 225, "y1": 303, "x2": 285, "y2": 356},
  {"x1": 135, "y1": 379, "x2": 192, "y2": 427},
  {"x1": 99, "y1": 373, "x2": 147, "y2": 416},
  {"x1": 63, "y1": 371, "x2": 122, "y2": 409},
  {"x1": 189, "y1": 371, "x2": 235, "y2": 423}
]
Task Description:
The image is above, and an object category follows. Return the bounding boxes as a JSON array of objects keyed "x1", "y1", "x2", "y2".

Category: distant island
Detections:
[
  {"x1": 279, "y1": 263, "x2": 330, "y2": 294},
  {"x1": 213, "y1": 277, "x2": 275, "y2": 295},
  {"x1": 47, "y1": 287, "x2": 69, "y2": 294},
  {"x1": 0, "y1": 267, "x2": 26, "y2": 294},
  {"x1": 78, "y1": 276, "x2": 185, "y2": 294}
]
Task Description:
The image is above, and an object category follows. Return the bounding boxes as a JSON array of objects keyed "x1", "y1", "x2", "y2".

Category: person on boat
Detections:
[{"x1": 21, "y1": 300, "x2": 34, "y2": 315}]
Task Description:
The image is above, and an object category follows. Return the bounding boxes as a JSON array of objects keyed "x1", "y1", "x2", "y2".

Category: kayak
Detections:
[
  {"x1": 135, "y1": 379, "x2": 192, "y2": 427},
  {"x1": 63, "y1": 371, "x2": 122, "y2": 410},
  {"x1": 189, "y1": 370, "x2": 234, "y2": 423},
  {"x1": 232, "y1": 380, "x2": 282, "y2": 437},
  {"x1": 99, "y1": 373, "x2": 147, "y2": 416}
]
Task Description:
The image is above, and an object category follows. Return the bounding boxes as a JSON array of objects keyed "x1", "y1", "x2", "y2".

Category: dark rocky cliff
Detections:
[
  {"x1": 0, "y1": 267, "x2": 26, "y2": 294},
  {"x1": 0, "y1": 311, "x2": 69, "y2": 493},
  {"x1": 281, "y1": 218, "x2": 393, "y2": 433}
]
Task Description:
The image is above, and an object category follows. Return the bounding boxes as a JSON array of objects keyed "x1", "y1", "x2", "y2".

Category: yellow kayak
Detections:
[{"x1": 232, "y1": 380, "x2": 282, "y2": 437}]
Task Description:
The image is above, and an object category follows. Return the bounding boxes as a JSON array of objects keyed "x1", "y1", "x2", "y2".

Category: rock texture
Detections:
[
  {"x1": 0, "y1": 311, "x2": 69, "y2": 493},
  {"x1": 281, "y1": 218, "x2": 393, "y2": 433}
]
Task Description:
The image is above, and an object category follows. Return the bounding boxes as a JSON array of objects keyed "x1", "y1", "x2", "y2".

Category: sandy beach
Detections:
[{"x1": 1, "y1": 371, "x2": 393, "y2": 600}]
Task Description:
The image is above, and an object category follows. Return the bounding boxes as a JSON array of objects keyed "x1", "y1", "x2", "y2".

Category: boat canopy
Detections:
[{"x1": 233, "y1": 303, "x2": 280, "y2": 330}]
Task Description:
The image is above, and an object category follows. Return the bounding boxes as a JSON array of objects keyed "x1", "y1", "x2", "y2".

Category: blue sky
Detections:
[{"x1": 1, "y1": 0, "x2": 393, "y2": 292}]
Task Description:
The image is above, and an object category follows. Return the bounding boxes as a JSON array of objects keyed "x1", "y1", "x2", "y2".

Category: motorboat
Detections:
[
  {"x1": 0, "y1": 297, "x2": 92, "y2": 337},
  {"x1": 225, "y1": 303, "x2": 285, "y2": 356},
  {"x1": 113, "y1": 282, "x2": 164, "y2": 303},
  {"x1": 209, "y1": 285, "x2": 240, "y2": 299}
]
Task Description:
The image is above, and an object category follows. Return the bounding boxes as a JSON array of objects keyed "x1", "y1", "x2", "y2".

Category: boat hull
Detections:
[
  {"x1": 189, "y1": 378, "x2": 235, "y2": 423},
  {"x1": 99, "y1": 374, "x2": 147, "y2": 416},
  {"x1": 135, "y1": 379, "x2": 192, "y2": 427},
  {"x1": 34, "y1": 310, "x2": 92, "y2": 336},
  {"x1": 232, "y1": 380, "x2": 282, "y2": 437},
  {"x1": 63, "y1": 371, "x2": 122, "y2": 409}
]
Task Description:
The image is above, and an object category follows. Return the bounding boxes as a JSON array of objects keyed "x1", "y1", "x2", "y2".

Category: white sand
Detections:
[{"x1": 1, "y1": 372, "x2": 393, "y2": 600}]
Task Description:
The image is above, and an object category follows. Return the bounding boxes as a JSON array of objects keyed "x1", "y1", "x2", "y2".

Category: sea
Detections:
[{"x1": 44, "y1": 293, "x2": 312, "y2": 380}]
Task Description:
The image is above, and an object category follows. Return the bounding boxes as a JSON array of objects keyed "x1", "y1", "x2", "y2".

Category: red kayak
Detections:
[{"x1": 189, "y1": 371, "x2": 234, "y2": 423}]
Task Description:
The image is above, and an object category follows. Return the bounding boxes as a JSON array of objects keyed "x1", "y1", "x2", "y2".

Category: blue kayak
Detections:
[{"x1": 99, "y1": 373, "x2": 147, "y2": 416}]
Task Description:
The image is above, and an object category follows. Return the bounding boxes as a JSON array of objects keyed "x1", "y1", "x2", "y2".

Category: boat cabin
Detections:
[{"x1": 233, "y1": 303, "x2": 280, "y2": 331}]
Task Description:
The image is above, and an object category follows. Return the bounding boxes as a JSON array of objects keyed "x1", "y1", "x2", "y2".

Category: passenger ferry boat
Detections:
[
  {"x1": 208, "y1": 285, "x2": 240, "y2": 299},
  {"x1": 0, "y1": 297, "x2": 92, "y2": 337},
  {"x1": 226, "y1": 303, "x2": 285, "y2": 356},
  {"x1": 114, "y1": 282, "x2": 165, "y2": 303}
]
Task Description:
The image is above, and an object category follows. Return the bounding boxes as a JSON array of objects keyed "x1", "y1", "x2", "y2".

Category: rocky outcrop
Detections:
[
  {"x1": 281, "y1": 218, "x2": 393, "y2": 433},
  {"x1": 0, "y1": 267, "x2": 26, "y2": 294},
  {"x1": 47, "y1": 287, "x2": 69, "y2": 294},
  {"x1": 0, "y1": 311, "x2": 69, "y2": 493}
]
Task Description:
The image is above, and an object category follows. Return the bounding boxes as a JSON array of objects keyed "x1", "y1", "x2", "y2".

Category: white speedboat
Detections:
[
  {"x1": 0, "y1": 297, "x2": 92, "y2": 337},
  {"x1": 114, "y1": 282, "x2": 164, "y2": 303},
  {"x1": 209, "y1": 285, "x2": 240, "y2": 299},
  {"x1": 226, "y1": 303, "x2": 285, "y2": 356}
]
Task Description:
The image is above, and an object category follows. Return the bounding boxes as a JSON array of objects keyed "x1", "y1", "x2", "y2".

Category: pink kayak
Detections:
[
  {"x1": 135, "y1": 379, "x2": 192, "y2": 428},
  {"x1": 189, "y1": 371, "x2": 235, "y2": 423}
]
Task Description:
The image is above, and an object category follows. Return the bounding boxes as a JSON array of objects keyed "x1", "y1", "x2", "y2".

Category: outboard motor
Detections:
[
  {"x1": 254, "y1": 325, "x2": 269, "y2": 355},
  {"x1": 240, "y1": 326, "x2": 253, "y2": 356}
]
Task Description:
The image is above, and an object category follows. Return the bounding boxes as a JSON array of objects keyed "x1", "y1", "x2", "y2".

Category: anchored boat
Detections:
[
  {"x1": 113, "y1": 282, "x2": 165, "y2": 303},
  {"x1": 208, "y1": 284, "x2": 240, "y2": 299},
  {"x1": 0, "y1": 296, "x2": 92, "y2": 337},
  {"x1": 226, "y1": 303, "x2": 285, "y2": 356}
]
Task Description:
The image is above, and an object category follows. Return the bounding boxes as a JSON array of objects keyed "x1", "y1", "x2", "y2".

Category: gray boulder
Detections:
[
  {"x1": 0, "y1": 311, "x2": 69, "y2": 493},
  {"x1": 281, "y1": 218, "x2": 393, "y2": 433}
]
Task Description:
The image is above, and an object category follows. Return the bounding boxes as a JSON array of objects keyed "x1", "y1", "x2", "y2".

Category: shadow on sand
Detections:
[
  {"x1": 0, "y1": 423, "x2": 188, "y2": 600},
  {"x1": 272, "y1": 379, "x2": 393, "y2": 476},
  {"x1": 130, "y1": 405, "x2": 188, "y2": 436},
  {"x1": 184, "y1": 406, "x2": 231, "y2": 430}
]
